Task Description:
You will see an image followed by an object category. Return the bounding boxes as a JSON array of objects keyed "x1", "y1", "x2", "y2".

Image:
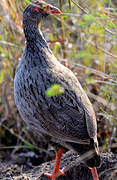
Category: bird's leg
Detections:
[
  {"x1": 44, "y1": 147, "x2": 65, "y2": 180},
  {"x1": 90, "y1": 167, "x2": 99, "y2": 180}
]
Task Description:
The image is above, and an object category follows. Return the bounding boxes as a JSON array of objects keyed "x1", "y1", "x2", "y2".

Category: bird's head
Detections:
[{"x1": 23, "y1": 0, "x2": 61, "y2": 24}]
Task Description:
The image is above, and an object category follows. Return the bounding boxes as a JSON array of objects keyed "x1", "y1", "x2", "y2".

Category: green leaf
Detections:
[
  {"x1": 48, "y1": 33, "x2": 54, "y2": 41},
  {"x1": 0, "y1": 69, "x2": 4, "y2": 83},
  {"x1": 77, "y1": 51, "x2": 92, "y2": 58},
  {"x1": 54, "y1": 42, "x2": 61, "y2": 56},
  {"x1": 108, "y1": 21, "x2": 116, "y2": 29},
  {"x1": 24, "y1": 0, "x2": 30, "y2": 5},
  {"x1": 104, "y1": 0, "x2": 109, "y2": 3},
  {"x1": 46, "y1": 84, "x2": 64, "y2": 97},
  {"x1": 83, "y1": 14, "x2": 96, "y2": 24},
  {"x1": 79, "y1": 21, "x2": 87, "y2": 28}
]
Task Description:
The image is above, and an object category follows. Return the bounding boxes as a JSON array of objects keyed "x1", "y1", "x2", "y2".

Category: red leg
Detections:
[
  {"x1": 90, "y1": 167, "x2": 99, "y2": 180},
  {"x1": 44, "y1": 148, "x2": 65, "y2": 180}
]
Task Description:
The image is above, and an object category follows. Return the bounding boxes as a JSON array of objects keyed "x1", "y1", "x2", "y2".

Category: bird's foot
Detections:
[
  {"x1": 44, "y1": 168, "x2": 65, "y2": 180},
  {"x1": 44, "y1": 148, "x2": 64, "y2": 180},
  {"x1": 90, "y1": 167, "x2": 99, "y2": 180}
]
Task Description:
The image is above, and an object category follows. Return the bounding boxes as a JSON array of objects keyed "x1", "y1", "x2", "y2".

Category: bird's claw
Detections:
[{"x1": 44, "y1": 168, "x2": 65, "y2": 180}]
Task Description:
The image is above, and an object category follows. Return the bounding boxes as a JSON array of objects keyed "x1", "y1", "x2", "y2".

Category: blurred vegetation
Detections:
[{"x1": 0, "y1": 0, "x2": 117, "y2": 163}]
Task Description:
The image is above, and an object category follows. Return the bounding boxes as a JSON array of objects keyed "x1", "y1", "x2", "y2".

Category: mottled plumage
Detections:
[{"x1": 14, "y1": 0, "x2": 100, "y2": 170}]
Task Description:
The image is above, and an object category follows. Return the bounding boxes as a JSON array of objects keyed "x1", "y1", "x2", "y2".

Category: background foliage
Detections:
[{"x1": 0, "y1": 0, "x2": 117, "y2": 165}]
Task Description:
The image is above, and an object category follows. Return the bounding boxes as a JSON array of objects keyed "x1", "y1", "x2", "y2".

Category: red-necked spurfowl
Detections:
[{"x1": 14, "y1": 1, "x2": 101, "y2": 180}]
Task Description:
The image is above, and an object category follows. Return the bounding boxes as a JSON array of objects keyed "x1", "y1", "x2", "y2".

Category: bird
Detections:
[{"x1": 14, "y1": 1, "x2": 101, "y2": 180}]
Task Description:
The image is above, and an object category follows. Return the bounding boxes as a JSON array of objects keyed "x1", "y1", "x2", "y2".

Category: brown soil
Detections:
[{"x1": 0, "y1": 152, "x2": 117, "y2": 180}]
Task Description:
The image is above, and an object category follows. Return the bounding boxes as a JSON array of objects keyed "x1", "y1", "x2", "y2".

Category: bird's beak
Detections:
[
  {"x1": 50, "y1": 7, "x2": 61, "y2": 14},
  {"x1": 46, "y1": 5, "x2": 61, "y2": 15}
]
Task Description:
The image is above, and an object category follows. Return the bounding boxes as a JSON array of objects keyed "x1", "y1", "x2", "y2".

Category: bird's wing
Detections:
[
  {"x1": 46, "y1": 49, "x2": 97, "y2": 141},
  {"x1": 46, "y1": 58, "x2": 97, "y2": 142},
  {"x1": 34, "y1": 66, "x2": 97, "y2": 144}
]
